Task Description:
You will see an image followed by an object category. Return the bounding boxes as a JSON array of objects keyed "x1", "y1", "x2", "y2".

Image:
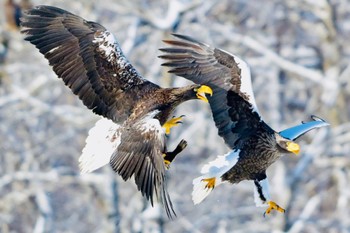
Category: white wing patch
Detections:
[
  {"x1": 92, "y1": 30, "x2": 147, "y2": 87},
  {"x1": 233, "y1": 55, "x2": 260, "y2": 115},
  {"x1": 93, "y1": 31, "x2": 121, "y2": 64},
  {"x1": 192, "y1": 149, "x2": 240, "y2": 204},
  {"x1": 138, "y1": 110, "x2": 164, "y2": 141},
  {"x1": 79, "y1": 118, "x2": 121, "y2": 173},
  {"x1": 219, "y1": 48, "x2": 260, "y2": 114},
  {"x1": 253, "y1": 178, "x2": 270, "y2": 207}
]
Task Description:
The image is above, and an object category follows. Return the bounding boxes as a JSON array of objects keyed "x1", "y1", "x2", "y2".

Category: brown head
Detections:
[{"x1": 169, "y1": 84, "x2": 213, "y2": 103}]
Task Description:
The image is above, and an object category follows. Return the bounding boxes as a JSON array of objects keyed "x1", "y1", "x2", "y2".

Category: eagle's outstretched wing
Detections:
[
  {"x1": 160, "y1": 34, "x2": 269, "y2": 148},
  {"x1": 21, "y1": 5, "x2": 159, "y2": 123}
]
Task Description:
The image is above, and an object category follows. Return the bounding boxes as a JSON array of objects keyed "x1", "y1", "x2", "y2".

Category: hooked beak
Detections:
[
  {"x1": 286, "y1": 141, "x2": 300, "y2": 155},
  {"x1": 195, "y1": 85, "x2": 213, "y2": 103}
]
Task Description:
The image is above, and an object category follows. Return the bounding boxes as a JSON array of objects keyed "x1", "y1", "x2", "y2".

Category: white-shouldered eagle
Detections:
[
  {"x1": 160, "y1": 34, "x2": 329, "y2": 216},
  {"x1": 20, "y1": 7, "x2": 212, "y2": 218}
]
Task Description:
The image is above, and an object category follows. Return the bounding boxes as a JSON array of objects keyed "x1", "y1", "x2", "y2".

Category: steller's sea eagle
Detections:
[
  {"x1": 160, "y1": 34, "x2": 329, "y2": 216},
  {"x1": 20, "y1": 7, "x2": 212, "y2": 218}
]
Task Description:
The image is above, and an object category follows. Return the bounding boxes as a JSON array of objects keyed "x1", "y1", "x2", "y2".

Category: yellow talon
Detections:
[
  {"x1": 196, "y1": 85, "x2": 213, "y2": 103},
  {"x1": 264, "y1": 201, "x2": 285, "y2": 217},
  {"x1": 163, "y1": 115, "x2": 184, "y2": 134},
  {"x1": 202, "y1": 177, "x2": 216, "y2": 190},
  {"x1": 164, "y1": 159, "x2": 171, "y2": 169}
]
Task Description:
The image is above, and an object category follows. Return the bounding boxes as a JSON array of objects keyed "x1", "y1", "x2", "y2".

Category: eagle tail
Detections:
[
  {"x1": 79, "y1": 118, "x2": 121, "y2": 173},
  {"x1": 192, "y1": 176, "x2": 217, "y2": 205},
  {"x1": 192, "y1": 150, "x2": 241, "y2": 204}
]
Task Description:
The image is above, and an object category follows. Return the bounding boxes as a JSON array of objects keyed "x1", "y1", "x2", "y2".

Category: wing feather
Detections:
[
  {"x1": 160, "y1": 34, "x2": 266, "y2": 147},
  {"x1": 110, "y1": 111, "x2": 175, "y2": 218},
  {"x1": 21, "y1": 5, "x2": 159, "y2": 123}
]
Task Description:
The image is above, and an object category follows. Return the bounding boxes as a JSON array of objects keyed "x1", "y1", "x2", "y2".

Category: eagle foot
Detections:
[
  {"x1": 263, "y1": 201, "x2": 285, "y2": 217},
  {"x1": 163, "y1": 115, "x2": 185, "y2": 134},
  {"x1": 163, "y1": 139, "x2": 188, "y2": 169},
  {"x1": 163, "y1": 158, "x2": 171, "y2": 169},
  {"x1": 202, "y1": 177, "x2": 216, "y2": 190}
]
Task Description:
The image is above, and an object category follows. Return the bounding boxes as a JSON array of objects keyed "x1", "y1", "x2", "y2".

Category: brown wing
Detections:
[
  {"x1": 110, "y1": 110, "x2": 175, "y2": 218},
  {"x1": 21, "y1": 5, "x2": 160, "y2": 123},
  {"x1": 160, "y1": 34, "x2": 268, "y2": 148}
]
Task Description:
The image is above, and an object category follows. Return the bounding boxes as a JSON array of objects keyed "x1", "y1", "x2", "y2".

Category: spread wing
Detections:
[
  {"x1": 160, "y1": 34, "x2": 268, "y2": 148},
  {"x1": 20, "y1": 5, "x2": 159, "y2": 123},
  {"x1": 110, "y1": 110, "x2": 175, "y2": 218}
]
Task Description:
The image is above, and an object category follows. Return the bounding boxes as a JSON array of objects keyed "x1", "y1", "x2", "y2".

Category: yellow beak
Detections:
[
  {"x1": 286, "y1": 141, "x2": 300, "y2": 155},
  {"x1": 196, "y1": 85, "x2": 213, "y2": 103}
]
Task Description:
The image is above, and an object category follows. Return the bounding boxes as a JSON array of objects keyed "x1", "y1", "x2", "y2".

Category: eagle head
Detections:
[{"x1": 275, "y1": 133, "x2": 300, "y2": 155}]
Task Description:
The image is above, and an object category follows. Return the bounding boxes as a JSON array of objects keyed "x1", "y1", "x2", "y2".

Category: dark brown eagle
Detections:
[
  {"x1": 20, "y1": 6, "x2": 212, "y2": 218},
  {"x1": 160, "y1": 34, "x2": 329, "y2": 215}
]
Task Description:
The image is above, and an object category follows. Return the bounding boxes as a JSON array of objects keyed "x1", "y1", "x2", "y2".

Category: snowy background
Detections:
[{"x1": 0, "y1": 0, "x2": 349, "y2": 232}]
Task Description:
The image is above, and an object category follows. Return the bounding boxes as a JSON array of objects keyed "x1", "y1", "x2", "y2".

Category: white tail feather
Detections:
[
  {"x1": 79, "y1": 118, "x2": 121, "y2": 173},
  {"x1": 192, "y1": 150, "x2": 241, "y2": 204},
  {"x1": 192, "y1": 176, "x2": 215, "y2": 204}
]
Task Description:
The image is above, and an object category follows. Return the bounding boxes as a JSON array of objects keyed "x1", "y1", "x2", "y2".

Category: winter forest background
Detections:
[{"x1": 0, "y1": 0, "x2": 349, "y2": 232}]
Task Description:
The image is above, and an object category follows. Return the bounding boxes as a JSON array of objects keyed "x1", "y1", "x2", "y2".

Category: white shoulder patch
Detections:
[
  {"x1": 253, "y1": 178, "x2": 270, "y2": 207},
  {"x1": 79, "y1": 118, "x2": 121, "y2": 173}
]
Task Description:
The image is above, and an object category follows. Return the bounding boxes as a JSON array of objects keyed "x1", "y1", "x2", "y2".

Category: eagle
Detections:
[
  {"x1": 20, "y1": 6, "x2": 212, "y2": 218},
  {"x1": 160, "y1": 34, "x2": 329, "y2": 215}
]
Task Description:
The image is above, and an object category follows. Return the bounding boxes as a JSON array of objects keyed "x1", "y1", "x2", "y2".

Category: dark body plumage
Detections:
[
  {"x1": 160, "y1": 34, "x2": 329, "y2": 213},
  {"x1": 20, "y1": 6, "x2": 212, "y2": 218},
  {"x1": 222, "y1": 127, "x2": 277, "y2": 183}
]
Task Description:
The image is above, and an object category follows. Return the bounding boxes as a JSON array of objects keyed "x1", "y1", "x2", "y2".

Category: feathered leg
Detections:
[{"x1": 253, "y1": 175, "x2": 285, "y2": 216}]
